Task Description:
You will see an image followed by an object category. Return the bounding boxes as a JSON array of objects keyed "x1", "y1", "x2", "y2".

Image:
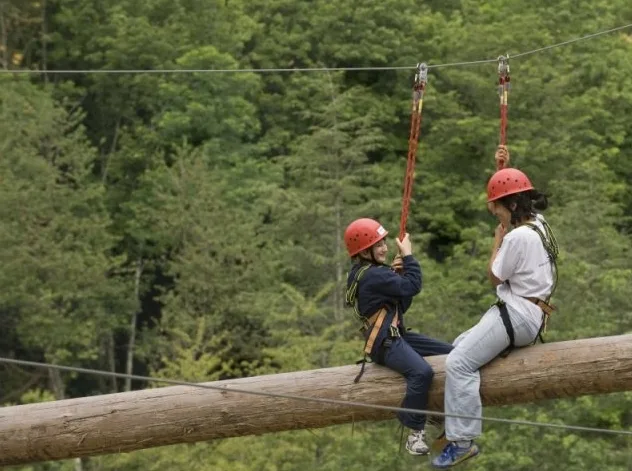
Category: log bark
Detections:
[{"x1": 1, "y1": 334, "x2": 631, "y2": 466}]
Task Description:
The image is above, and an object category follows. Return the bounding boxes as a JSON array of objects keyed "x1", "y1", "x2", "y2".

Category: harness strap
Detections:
[
  {"x1": 354, "y1": 308, "x2": 399, "y2": 383},
  {"x1": 497, "y1": 295, "x2": 556, "y2": 358},
  {"x1": 524, "y1": 296, "x2": 556, "y2": 341},
  {"x1": 496, "y1": 300, "x2": 515, "y2": 358},
  {"x1": 523, "y1": 219, "x2": 560, "y2": 340},
  {"x1": 524, "y1": 220, "x2": 559, "y2": 304},
  {"x1": 525, "y1": 297, "x2": 555, "y2": 316},
  {"x1": 345, "y1": 264, "x2": 371, "y2": 320},
  {"x1": 362, "y1": 309, "x2": 399, "y2": 355}
]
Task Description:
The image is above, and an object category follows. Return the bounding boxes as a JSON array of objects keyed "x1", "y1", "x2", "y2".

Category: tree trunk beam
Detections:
[{"x1": 1, "y1": 334, "x2": 631, "y2": 466}]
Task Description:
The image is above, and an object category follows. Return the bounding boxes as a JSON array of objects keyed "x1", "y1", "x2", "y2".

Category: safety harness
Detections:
[
  {"x1": 497, "y1": 217, "x2": 559, "y2": 357},
  {"x1": 345, "y1": 263, "x2": 400, "y2": 383}
]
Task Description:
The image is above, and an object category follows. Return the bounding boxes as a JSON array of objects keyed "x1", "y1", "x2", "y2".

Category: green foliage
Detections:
[{"x1": 0, "y1": 77, "x2": 131, "y2": 370}]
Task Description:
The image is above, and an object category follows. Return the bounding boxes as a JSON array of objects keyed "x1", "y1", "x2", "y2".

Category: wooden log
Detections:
[{"x1": 1, "y1": 334, "x2": 631, "y2": 466}]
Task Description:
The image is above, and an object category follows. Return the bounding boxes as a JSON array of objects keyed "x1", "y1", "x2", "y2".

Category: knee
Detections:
[
  {"x1": 410, "y1": 362, "x2": 434, "y2": 385},
  {"x1": 445, "y1": 349, "x2": 472, "y2": 374}
]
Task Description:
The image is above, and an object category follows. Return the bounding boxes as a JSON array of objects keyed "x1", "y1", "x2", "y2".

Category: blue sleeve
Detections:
[{"x1": 370, "y1": 255, "x2": 422, "y2": 298}]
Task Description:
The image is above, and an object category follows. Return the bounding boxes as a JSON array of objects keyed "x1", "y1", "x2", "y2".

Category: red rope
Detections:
[
  {"x1": 399, "y1": 64, "x2": 427, "y2": 241},
  {"x1": 497, "y1": 56, "x2": 510, "y2": 169},
  {"x1": 499, "y1": 82, "x2": 508, "y2": 145}
]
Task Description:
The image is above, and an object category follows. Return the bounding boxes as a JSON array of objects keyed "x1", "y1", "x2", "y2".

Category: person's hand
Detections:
[
  {"x1": 391, "y1": 254, "x2": 403, "y2": 273},
  {"x1": 395, "y1": 233, "x2": 412, "y2": 257},
  {"x1": 494, "y1": 223, "x2": 507, "y2": 242},
  {"x1": 495, "y1": 145, "x2": 510, "y2": 169}
]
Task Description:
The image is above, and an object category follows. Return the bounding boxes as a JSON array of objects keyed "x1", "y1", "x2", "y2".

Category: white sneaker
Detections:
[{"x1": 406, "y1": 429, "x2": 430, "y2": 455}]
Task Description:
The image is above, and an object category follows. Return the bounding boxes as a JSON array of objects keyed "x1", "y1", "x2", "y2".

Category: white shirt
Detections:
[{"x1": 492, "y1": 214, "x2": 555, "y2": 320}]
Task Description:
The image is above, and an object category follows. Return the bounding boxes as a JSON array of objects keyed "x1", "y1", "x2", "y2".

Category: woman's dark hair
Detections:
[{"x1": 497, "y1": 189, "x2": 548, "y2": 224}]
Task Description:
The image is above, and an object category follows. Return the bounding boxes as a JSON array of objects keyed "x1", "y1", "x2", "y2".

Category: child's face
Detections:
[
  {"x1": 487, "y1": 200, "x2": 512, "y2": 228},
  {"x1": 370, "y1": 239, "x2": 388, "y2": 264}
]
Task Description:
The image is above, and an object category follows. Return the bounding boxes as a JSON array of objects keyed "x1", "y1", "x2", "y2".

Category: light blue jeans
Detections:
[{"x1": 444, "y1": 303, "x2": 542, "y2": 441}]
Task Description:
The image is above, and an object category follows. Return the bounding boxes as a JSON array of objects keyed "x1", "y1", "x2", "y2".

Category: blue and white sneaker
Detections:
[{"x1": 431, "y1": 441, "x2": 479, "y2": 468}]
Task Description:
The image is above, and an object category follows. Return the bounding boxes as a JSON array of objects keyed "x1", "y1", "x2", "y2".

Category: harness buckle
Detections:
[{"x1": 388, "y1": 324, "x2": 401, "y2": 338}]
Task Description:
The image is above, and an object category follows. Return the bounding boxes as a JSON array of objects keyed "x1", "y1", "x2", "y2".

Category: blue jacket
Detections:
[{"x1": 346, "y1": 255, "x2": 422, "y2": 357}]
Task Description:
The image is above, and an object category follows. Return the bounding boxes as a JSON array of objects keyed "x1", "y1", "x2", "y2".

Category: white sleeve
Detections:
[{"x1": 492, "y1": 234, "x2": 523, "y2": 281}]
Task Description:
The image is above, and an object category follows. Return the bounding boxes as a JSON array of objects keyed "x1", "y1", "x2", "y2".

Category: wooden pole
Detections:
[{"x1": 1, "y1": 334, "x2": 631, "y2": 466}]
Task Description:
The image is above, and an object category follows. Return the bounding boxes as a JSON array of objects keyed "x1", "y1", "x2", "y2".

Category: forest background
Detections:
[{"x1": 1, "y1": 0, "x2": 632, "y2": 469}]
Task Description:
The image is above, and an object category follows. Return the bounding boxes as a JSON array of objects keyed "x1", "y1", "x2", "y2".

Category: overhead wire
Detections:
[
  {"x1": 1, "y1": 356, "x2": 631, "y2": 437},
  {"x1": 510, "y1": 23, "x2": 632, "y2": 59},
  {"x1": 0, "y1": 23, "x2": 630, "y2": 75}
]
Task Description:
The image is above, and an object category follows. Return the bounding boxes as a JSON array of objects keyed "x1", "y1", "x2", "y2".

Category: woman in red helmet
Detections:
[
  {"x1": 432, "y1": 146, "x2": 559, "y2": 469},
  {"x1": 344, "y1": 219, "x2": 454, "y2": 456}
]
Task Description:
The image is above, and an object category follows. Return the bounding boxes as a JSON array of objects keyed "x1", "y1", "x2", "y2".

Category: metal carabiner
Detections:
[
  {"x1": 497, "y1": 55, "x2": 510, "y2": 77},
  {"x1": 415, "y1": 62, "x2": 428, "y2": 85}
]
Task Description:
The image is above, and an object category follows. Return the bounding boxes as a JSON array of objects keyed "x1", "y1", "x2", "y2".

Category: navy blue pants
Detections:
[{"x1": 374, "y1": 332, "x2": 453, "y2": 430}]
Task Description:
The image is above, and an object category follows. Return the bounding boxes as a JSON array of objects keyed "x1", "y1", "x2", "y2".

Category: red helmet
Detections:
[
  {"x1": 344, "y1": 218, "x2": 388, "y2": 257},
  {"x1": 487, "y1": 168, "x2": 534, "y2": 202}
]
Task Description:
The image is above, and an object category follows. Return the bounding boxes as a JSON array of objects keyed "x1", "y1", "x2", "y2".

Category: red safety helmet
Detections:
[
  {"x1": 344, "y1": 218, "x2": 388, "y2": 257},
  {"x1": 487, "y1": 168, "x2": 534, "y2": 202}
]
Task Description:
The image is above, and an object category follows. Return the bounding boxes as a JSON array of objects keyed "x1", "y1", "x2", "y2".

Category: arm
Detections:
[
  {"x1": 488, "y1": 234, "x2": 504, "y2": 287},
  {"x1": 490, "y1": 226, "x2": 522, "y2": 286},
  {"x1": 373, "y1": 255, "x2": 422, "y2": 298},
  {"x1": 489, "y1": 146, "x2": 511, "y2": 285}
]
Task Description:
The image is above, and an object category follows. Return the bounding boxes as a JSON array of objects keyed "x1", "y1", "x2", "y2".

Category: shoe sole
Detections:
[{"x1": 406, "y1": 449, "x2": 430, "y2": 456}]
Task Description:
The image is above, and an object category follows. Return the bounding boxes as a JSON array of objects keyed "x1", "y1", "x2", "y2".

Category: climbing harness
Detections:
[
  {"x1": 497, "y1": 55, "x2": 510, "y2": 155},
  {"x1": 345, "y1": 263, "x2": 400, "y2": 382},
  {"x1": 497, "y1": 217, "x2": 560, "y2": 357},
  {"x1": 345, "y1": 264, "x2": 371, "y2": 321},
  {"x1": 344, "y1": 262, "x2": 372, "y2": 382},
  {"x1": 524, "y1": 219, "x2": 559, "y2": 338},
  {"x1": 399, "y1": 62, "x2": 428, "y2": 240},
  {"x1": 353, "y1": 307, "x2": 400, "y2": 383}
]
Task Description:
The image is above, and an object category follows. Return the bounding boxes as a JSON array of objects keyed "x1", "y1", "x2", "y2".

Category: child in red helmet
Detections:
[
  {"x1": 344, "y1": 219, "x2": 453, "y2": 455},
  {"x1": 432, "y1": 146, "x2": 559, "y2": 468}
]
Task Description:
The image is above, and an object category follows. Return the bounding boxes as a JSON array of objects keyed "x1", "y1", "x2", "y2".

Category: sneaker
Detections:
[
  {"x1": 431, "y1": 441, "x2": 479, "y2": 468},
  {"x1": 405, "y1": 429, "x2": 430, "y2": 455}
]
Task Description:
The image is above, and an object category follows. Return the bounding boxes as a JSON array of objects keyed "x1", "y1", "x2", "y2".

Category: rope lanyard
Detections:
[
  {"x1": 398, "y1": 63, "x2": 428, "y2": 241},
  {"x1": 345, "y1": 264, "x2": 371, "y2": 321},
  {"x1": 525, "y1": 220, "x2": 560, "y2": 302},
  {"x1": 497, "y1": 55, "x2": 510, "y2": 157}
]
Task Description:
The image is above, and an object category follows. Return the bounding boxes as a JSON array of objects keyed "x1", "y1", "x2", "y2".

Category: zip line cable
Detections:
[
  {"x1": 1, "y1": 23, "x2": 630, "y2": 75},
  {"x1": 509, "y1": 23, "x2": 632, "y2": 59},
  {"x1": 1, "y1": 357, "x2": 631, "y2": 438},
  {"x1": 427, "y1": 22, "x2": 632, "y2": 68},
  {"x1": 1, "y1": 65, "x2": 414, "y2": 75}
]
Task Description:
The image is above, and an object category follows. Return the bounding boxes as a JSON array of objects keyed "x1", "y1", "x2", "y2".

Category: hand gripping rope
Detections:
[{"x1": 398, "y1": 63, "x2": 428, "y2": 241}]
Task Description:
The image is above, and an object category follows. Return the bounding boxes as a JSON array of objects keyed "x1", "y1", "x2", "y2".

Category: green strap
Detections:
[
  {"x1": 345, "y1": 264, "x2": 371, "y2": 321},
  {"x1": 524, "y1": 219, "x2": 559, "y2": 302}
]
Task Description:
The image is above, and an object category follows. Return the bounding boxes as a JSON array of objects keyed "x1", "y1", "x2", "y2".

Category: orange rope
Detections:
[
  {"x1": 497, "y1": 55, "x2": 510, "y2": 169},
  {"x1": 398, "y1": 63, "x2": 427, "y2": 241}
]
